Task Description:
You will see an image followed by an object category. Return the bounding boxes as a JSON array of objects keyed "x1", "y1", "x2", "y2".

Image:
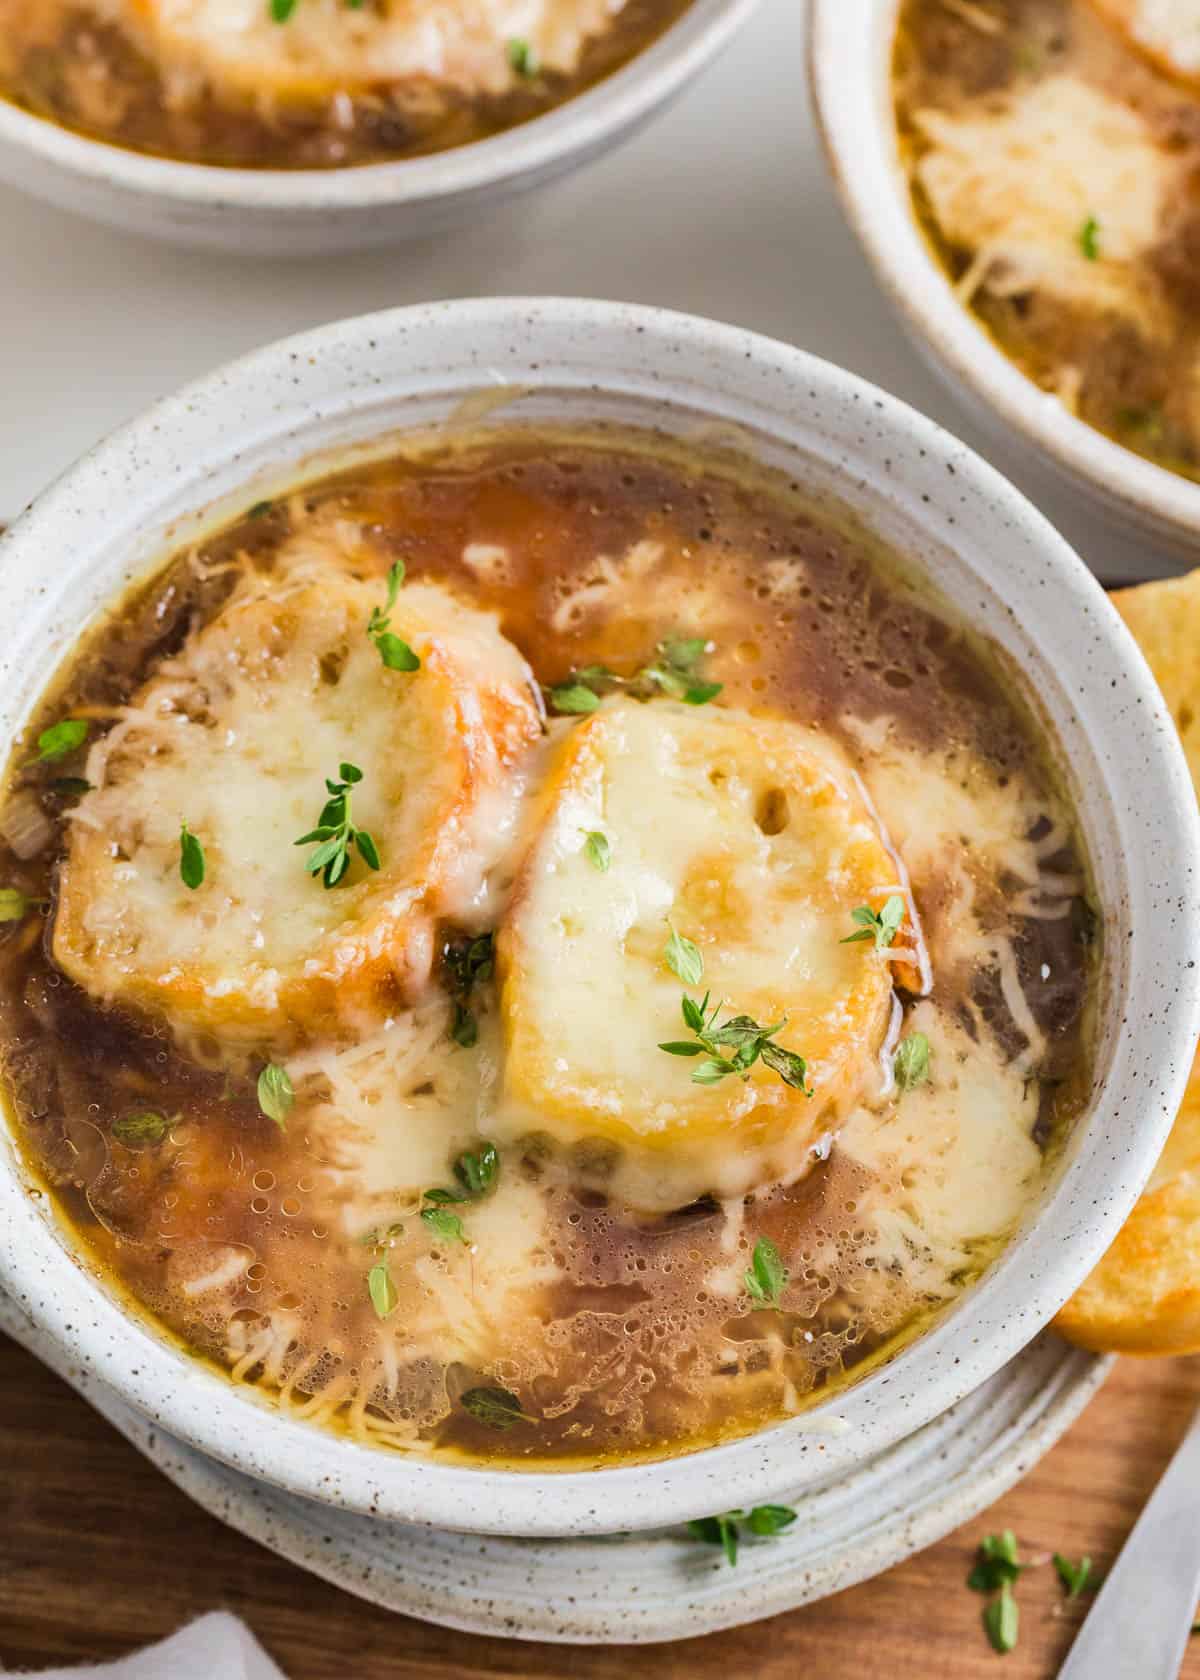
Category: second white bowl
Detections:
[
  {"x1": 809, "y1": 0, "x2": 1200, "y2": 557},
  {"x1": 0, "y1": 0, "x2": 755, "y2": 253}
]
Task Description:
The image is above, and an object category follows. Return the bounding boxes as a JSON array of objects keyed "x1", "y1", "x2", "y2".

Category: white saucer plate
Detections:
[{"x1": 0, "y1": 1288, "x2": 1107, "y2": 1644}]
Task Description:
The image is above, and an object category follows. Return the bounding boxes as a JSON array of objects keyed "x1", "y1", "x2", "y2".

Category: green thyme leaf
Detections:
[
  {"x1": 257, "y1": 1062, "x2": 294, "y2": 1130},
  {"x1": 545, "y1": 638, "x2": 721, "y2": 716},
  {"x1": 420, "y1": 1206, "x2": 466, "y2": 1244},
  {"x1": 179, "y1": 824, "x2": 205, "y2": 891},
  {"x1": 506, "y1": 36, "x2": 539, "y2": 74},
  {"x1": 49, "y1": 776, "x2": 91, "y2": 798},
  {"x1": 983, "y1": 1582, "x2": 1019, "y2": 1654},
  {"x1": 663, "y1": 923, "x2": 704, "y2": 987},
  {"x1": 759, "y1": 1041, "x2": 812, "y2": 1092},
  {"x1": 585, "y1": 831, "x2": 611, "y2": 872},
  {"x1": 661, "y1": 637, "x2": 707, "y2": 671},
  {"x1": 841, "y1": 894, "x2": 906, "y2": 950},
  {"x1": 692, "y1": 1055, "x2": 737, "y2": 1083},
  {"x1": 687, "y1": 1504, "x2": 797, "y2": 1564},
  {"x1": 681, "y1": 994, "x2": 707, "y2": 1033},
  {"x1": 384, "y1": 559, "x2": 405, "y2": 608},
  {"x1": 459, "y1": 1385, "x2": 535, "y2": 1429},
  {"x1": 893, "y1": 1032, "x2": 930, "y2": 1092},
  {"x1": 366, "y1": 562, "x2": 421, "y2": 673},
  {"x1": 641, "y1": 637, "x2": 723, "y2": 706},
  {"x1": 1053, "y1": 1554, "x2": 1093, "y2": 1600},
  {"x1": 368, "y1": 1260, "x2": 398, "y2": 1319},
  {"x1": 1079, "y1": 215, "x2": 1100, "y2": 261},
  {"x1": 968, "y1": 1532, "x2": 1024, "y2": 1593},
  {"x1": 658, "y1": 1040, "x2": 704, "y2": 1056},
  {"x1": 112, "y1": 1110, "x2": 174, "y2": 1147},
  {"x1": 688, "y1": 1513, "x2": 741, "y2": 1567},
  {"x1": 745, "y1": 1504, "x2": 798, "y2": 1536},
  {"x1": 374, "y1": 633, "x2": 420, "y2": 672},
  {"x1": 443, "y1": 932, "x2": 493, "y2": 1049},
  {"x1": 548, "y1": 682, "x2": 601, "y2": 715},
  {"x1": 454, "y1": 1142, "x2": 499, "y2": 1197},
  {"x1": 247, "y1": 499, "x2": 274, "y2": 518},
  {"x1": 28, "y1": 718, "x2": 89, "y2": 766},
  {"x1": 744, "y1": 1236, "x2": 788, "y2": 1307},
  {"x1": 355, "y1": 829, "x2": 381, "y2": 871},
  {"x1": 0, "y1": 887, "x2": 35, "y2": 922},
  {"x1": 294, "y1": 764, "x2": 379, "y2": 888}
]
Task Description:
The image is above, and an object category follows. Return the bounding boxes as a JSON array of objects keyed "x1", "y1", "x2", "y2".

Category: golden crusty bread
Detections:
[
  {"x1": 495, "y1": 697, "x2": 917, "y2": 1211},
  {"x1": 1055, "y1": 570, "x2": 1200, "y2": 1354},
  {"x1": 54, "y1": 536, "x2": 542, "y2": 1059}
]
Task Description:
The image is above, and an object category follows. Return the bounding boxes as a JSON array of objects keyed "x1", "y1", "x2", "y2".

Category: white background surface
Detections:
[{"x1": 0, "y1": 0, "x2": 1181, "y2": 580}]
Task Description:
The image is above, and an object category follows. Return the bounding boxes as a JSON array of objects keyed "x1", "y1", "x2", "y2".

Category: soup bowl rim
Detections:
[
  {"x1": 0, "y1": 295, "x2": 1196, "y2": 1538},
  {"x1": 807, "y1": 0, "x2": 1200, "y2": 549}
]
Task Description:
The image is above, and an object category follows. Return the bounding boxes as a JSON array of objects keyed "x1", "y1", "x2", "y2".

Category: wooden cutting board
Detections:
[{"x1": 1, "y1": 1333, "x2": 1197, "y2": 1678}]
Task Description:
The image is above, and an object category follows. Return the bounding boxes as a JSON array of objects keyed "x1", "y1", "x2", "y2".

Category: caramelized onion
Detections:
[{"x1": 0, "y1": 791, "x2": 53, "y2": 860}]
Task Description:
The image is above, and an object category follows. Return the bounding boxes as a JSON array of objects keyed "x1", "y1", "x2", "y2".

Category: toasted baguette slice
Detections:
[
  {"x1": 1056, "y1": 1044, "x2": 1200, "y2": 1353},
  {"x1": 53, "y1": 548, "x2": 541, "y2": 1058},
  {"x1": 1056, "y1": 569, "x2": 1200, "y2": 1354},
  {"x1": 119, "y1": 0, "x2": 625, "y2": 104},
  {"x1": 495, "y1": 698, "x2": 917, "y2": 1210}
]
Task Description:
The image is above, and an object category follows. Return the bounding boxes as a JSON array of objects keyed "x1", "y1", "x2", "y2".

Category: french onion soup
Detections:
[
  {"x1": 894, "y1": 0, "x2": 1200, "y2": 483},
  {"x1": 0, "y1": 0, "x2": 689, "y2": 168},
  {"x1": 0, "y1": 427, "x2": 1100, "y2": 1465}
]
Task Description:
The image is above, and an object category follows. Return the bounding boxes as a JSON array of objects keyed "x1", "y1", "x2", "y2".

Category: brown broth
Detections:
[
  {"x1": 894, "y1": 0, "x2": 1200, "y2": 482},
  {"x1": 0, "y1": 0, "x2": 690, "y2": 169},
  {"x1": 0, "y1": 428, "x2": 1100, "y2": 1465}
]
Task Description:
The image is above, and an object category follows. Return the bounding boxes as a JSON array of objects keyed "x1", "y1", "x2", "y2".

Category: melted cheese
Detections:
[
  {"x1": 840, "y1": 1000, "x2": 1044, "y2": 1297},
  {"x1": 496, "y1": 699, "x2": 914, "y2": 1210},
  {"x1": 53, "y1": 537, "x2": 541, "y2": 1056},
  {"x1": 113, "y1": 0, "x2": 628, "y2": 104},
  {"x1": 914, "y1": 75, "x2": 1177, "y2": 335},
  {"x1": 1087, "y1": 0, "x2": 1200, "y2": 82}
]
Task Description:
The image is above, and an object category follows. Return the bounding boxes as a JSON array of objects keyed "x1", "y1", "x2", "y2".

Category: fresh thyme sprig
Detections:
[
  {"x1": 687, "y1": 1504, "x2": 797, "y2": 1567},
  {"x1": 419, "y1": 1142, "x2": 500, "y2": 1244},
  {"x1": 546, "y1": 635, "x2": 722, "y2": 716},
  {"x1": 366, "y1": 560, "x2": 420, "y2": 673},
  {"x1": 294, "y1": 762, "x2": 381, "y2": 889},
  {"x1": 442, "y1": 931, "x2": 494, "y2": 1047},
  {"x1": 361, "y1": 1144, "x2": 501, "y2": 1260},
  {"x1": 841, "y1": 893, "x2": 906, "y2": 950},
  {"x1": 659, "y1": 990, "x2": 813, "y2": 1092}
]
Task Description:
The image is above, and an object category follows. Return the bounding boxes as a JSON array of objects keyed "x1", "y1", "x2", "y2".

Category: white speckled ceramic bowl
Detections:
[
  {"x1": 0, "y1": 298, "x2": 1196, "y2": 1539},
  {"x1": 808, "y1": 0, "x2": 1200, "y2": 556},
  {"x1": 0, "y1": 0, "x2": 756, "y2": 253}
]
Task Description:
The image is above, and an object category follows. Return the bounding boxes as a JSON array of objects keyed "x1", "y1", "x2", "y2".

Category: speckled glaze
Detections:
[
  {"x1": 0, "y1": 1285, "x2": 1109, "y2": 1641},
  {"x1": 0, "y1": 0, "x2": 756, "y2": 253},
  {"x1": 808, "y1": 0, "x2": 1200, "y2": 556},
  {"x1": 0, "y1": 298, "x2": 1195, "y2": 1540}
]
